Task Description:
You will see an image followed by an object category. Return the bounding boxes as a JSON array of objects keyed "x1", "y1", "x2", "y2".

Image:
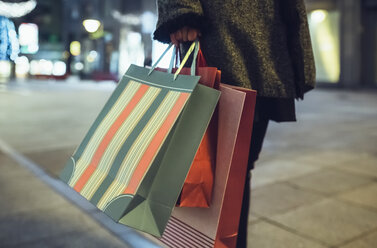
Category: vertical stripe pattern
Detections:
[
  {"x1": 68, "y1": 80, "x2": 140, "y2": 186},
  {"x1": 68, "y1": 79, "x2": 192, "y2": 210},
  {"x1": 73, "y1": 84, "x2": 152, "y2": 192},
  {"x1": 121, "y1": 93, "x2": 189, "y2": 195},
  {"x1": 78, "y1": 85, "x2": 161, "y2": 198},
  {"x1": 90, "y1": 89, "x2": 169, "y2": 205},
  {"x1": 97, "y1": 91, "x2": 187, "y2": 209}
]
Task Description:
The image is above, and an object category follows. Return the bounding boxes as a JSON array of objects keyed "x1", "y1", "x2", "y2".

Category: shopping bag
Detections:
[
  {"x1": 60, "y1": 41, "x2": 220, "y2": 237},
  {"x1": 176, "y1": 48, "x2": 223, "y2": 208},
  {"x1": 215, "y1": 84, "x2": 256, "y2": 247},
  {"x1": 176, "y1": 124, "x2": 217, "y2": 208},
  {"x1": 157, "y1": 47, "x2": 219, "y2": 208},
  {"x1": 175, "y1": 54, "x2": 219, "y2": 208},
  {"x1": 159, "y1": 82, "x2": 256, "y2": 248}
]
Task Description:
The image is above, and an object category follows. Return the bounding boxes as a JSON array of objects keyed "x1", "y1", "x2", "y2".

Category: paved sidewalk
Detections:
[
  {"x1": 1, "y1": 80, "x2": 377, "y2": 247},
  {"x1": 248, "y1": 88, "x2": 377, "y2": 248},
  {"x1": 0, "y1": 150, "x2": 131, "y2": 248},
  {"x1": 0, "y1": 81, "x2": 164, "y2": 248},
  {"x1": 0, "y1": 142, "x2": 165, "y2": 248}
]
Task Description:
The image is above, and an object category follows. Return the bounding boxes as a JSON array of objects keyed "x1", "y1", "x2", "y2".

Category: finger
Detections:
[
  {"x1": 170, "y1": 33, "x2": 179, "y2": 46},
  {"x1": 181, "y1": 26, "x2": 189, "y2": 42},
  {"x1": 175, "y1": 30, "x2": 182, "y2": 43},
  {"x1": 187, "y1": 28, "x2": 198, "y2": 41}
]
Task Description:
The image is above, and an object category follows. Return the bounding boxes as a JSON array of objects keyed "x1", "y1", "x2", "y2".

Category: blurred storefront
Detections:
[
  {"x1": 1, "y1": 0, "x2": 160, "y2": 82},
  {"x1": 61, "y1": 0, "x2": 158, "y2": 81},
  {"x1": 306, "y1": 0, "x2": 377, "y2": 87},
  {"x1": 2, "y1": 0, "x2": 376, "y2": 88}
]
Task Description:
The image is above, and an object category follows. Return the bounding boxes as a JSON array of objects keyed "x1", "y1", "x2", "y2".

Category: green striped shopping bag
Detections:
[{"x1": 59, "y1": 41, "x2": 220, "y2": 237}]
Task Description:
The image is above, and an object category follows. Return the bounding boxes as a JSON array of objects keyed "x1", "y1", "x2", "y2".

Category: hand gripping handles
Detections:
[{"x1": 148, "y1": 41, "x2": 200, "y2": 80}]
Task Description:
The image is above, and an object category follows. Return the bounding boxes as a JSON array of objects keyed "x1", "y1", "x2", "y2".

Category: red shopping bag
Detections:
[
  {"x1": 158, "y1": 79, "x2": 256, "y2": 247},
  {"x1": 215, "y1": 84, "x2": 256, "y2": 247}
]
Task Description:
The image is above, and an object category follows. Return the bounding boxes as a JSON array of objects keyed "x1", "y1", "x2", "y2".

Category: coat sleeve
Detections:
[
  {"x1": 281, "y1": 0, "x2": 316, "y2": 98},
  {"x1": 153, "y1": 0, "x2": 206, "y2": 43}
]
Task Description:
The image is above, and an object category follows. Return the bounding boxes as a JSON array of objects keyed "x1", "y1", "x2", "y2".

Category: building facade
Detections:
[
  {"x1": 3, "y1": 0, "x2": 376, "y2": 88},
  {"x1": 306, "y1": 0, "x2": 377, "y2": 87}
]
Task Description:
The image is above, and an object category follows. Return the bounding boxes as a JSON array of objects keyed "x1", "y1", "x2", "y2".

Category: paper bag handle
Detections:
[{"x1": 148, "y1": 41, "x2": 200, "y2": 80}]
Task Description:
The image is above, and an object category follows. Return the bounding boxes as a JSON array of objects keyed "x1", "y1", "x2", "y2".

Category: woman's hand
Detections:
[{"x1": 170, "y1": 26, "x2": 200, "y2": 46}]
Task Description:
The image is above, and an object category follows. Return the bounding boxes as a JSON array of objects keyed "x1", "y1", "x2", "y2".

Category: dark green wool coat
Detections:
[{"x1": 154, "y1": 0, "x2": 316, "y2": 99}]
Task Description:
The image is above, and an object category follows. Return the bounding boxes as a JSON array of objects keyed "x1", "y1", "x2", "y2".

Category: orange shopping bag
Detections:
[
  {"x1": 156, "y1": 46, "x2": 219, "y2": 208},
  {"x1": 174, "y1": 49, "x2": 219, "y2": 207}
]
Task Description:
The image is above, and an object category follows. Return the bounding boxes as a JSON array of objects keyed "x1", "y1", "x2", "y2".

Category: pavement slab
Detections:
[
  {"x1": 0, "y1": 154, "x2": 67, "y2": 216},
  {"x1": 338, "y1": 182, "x2": 377, "y2": 211},
  {"x1": 0, "y1": 151, "x2": 34, "y2": 177},
  {"x1": 23, "y1": 146, "x2": 76, "y2": 177},
  {"x1": 5, "y1": 227, "x2": 128, "y2": 248},
  {"x1": 0, "y1": 151, "x2": 132, "y2": 248},
  {"x1": 332, "y1": 153, "x2": 377, "y2": 178},
  {"x1": 250, "y1": 182, "x2": 324, "y2": 217},
  {"x1": 339, "y1": 230, "x2": 377, "y2": 248},
  {"x1": 247, "y1": 221, "x2": 328, "y2": 248},
  {"x1": 0, "y1": 201, "x2": 124, "y2": 247},
  {"x1": 287, "y1": 168, "x2": 374, "y2": 195},
  {"x1": 0, "y1": 82, "x2": 112, "y2": 154},
  {"x1": 251, "y1": 159, "x2": 320, "y2": 189},
  {"x1": 271, "y1": 199, "x2": 377, "y2": 246},
  {"x1": 248, "y1": 213, "x2": 260, "y2": 224},
  {"x1": 292, "y1": 150, "x2": 362, "y2": 168}
]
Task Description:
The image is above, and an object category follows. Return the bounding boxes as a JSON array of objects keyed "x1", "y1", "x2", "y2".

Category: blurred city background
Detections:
[
  {"x1": 1, "y1": 0, "x2": 377, "y2": 248},
  {"x1": 0, "y1": 0, "x2": 376, "y2": 87}
]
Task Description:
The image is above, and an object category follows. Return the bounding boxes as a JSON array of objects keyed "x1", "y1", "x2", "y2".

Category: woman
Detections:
[{"x1": 154, "y1": 0, "x2": 315, "y2": 247}]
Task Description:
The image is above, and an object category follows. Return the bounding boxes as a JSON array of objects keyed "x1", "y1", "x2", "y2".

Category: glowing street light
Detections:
[
  {"x1": 311, "y1": 10, "x2": 327, "y2": 23},
  {"x1": 83, "y1": 19, "x2": 101, "y2": 33},
  {"x1": 70, "y1": 41, "x2": 81, "y2": 56}
]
